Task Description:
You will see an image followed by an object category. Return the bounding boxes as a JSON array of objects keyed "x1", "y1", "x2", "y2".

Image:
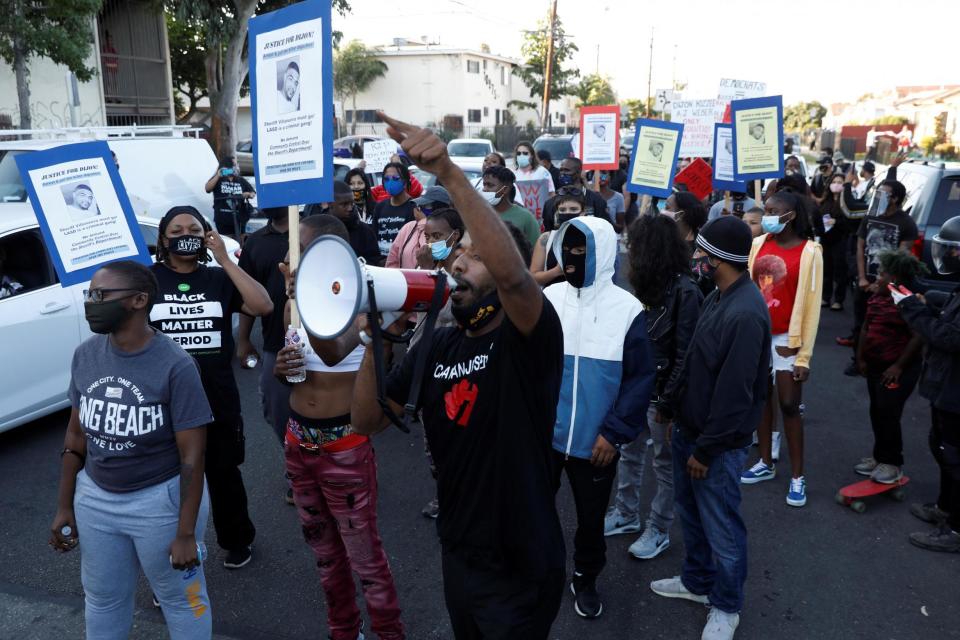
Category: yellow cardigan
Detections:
[{"x1": 748, "y1": 234, "x2": 824, "y2": 369}]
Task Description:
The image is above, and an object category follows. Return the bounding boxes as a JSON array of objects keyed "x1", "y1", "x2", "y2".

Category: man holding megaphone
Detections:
[{"x1": 351, "y1": 113, "x2": 567, "y2": 639}]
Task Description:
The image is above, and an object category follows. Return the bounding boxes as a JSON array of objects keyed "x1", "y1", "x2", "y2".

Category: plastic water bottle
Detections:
[{"x1": 284, "y1": 325, "x2": 306, "y2": 384}]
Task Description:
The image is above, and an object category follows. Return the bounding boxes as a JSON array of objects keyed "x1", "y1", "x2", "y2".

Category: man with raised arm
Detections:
[{"x1": 352, "y1": 113, "x2": 566, "y2": 639}]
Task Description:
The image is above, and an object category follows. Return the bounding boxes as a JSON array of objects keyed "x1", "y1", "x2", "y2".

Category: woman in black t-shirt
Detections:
[
  {"x1": 149, "y1": 205, "x2": 273, "y2": 569},
  {"x1": 372, "y1": 162, "x2": 416, "y2": 257}
]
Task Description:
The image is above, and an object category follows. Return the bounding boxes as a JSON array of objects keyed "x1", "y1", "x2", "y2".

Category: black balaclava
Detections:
[{"x1": 561, "y1": 225, "x2": 587, "y2": 288}]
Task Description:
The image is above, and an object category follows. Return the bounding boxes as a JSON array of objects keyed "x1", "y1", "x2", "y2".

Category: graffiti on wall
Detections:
[{"x1": 0, "y1": 100, "x2": 105, "y2": 129}]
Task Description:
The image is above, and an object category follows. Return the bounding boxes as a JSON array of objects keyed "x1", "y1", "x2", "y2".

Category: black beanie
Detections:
[{"x1": 696, "y1": 216, "x2": 752, "y2": 264}]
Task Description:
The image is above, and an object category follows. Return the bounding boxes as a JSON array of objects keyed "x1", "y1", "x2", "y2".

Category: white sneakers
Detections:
[{"x1": 650, "y1": 577, "x2": 740, "y2": 640}]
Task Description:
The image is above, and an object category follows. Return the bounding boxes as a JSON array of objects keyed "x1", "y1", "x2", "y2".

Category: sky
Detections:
[{"x1": 334, "y1": 0, "x2": 958, "y2": 106}]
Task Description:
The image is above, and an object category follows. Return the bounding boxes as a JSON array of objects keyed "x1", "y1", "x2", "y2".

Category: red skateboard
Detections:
[{"x1": 835, "y1": 476, "x2": 909, "y2": 513}]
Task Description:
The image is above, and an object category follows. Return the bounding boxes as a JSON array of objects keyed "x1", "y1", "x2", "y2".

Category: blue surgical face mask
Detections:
[
  {"x1": 384, "y1": 176, "x2": 404, "y2": 197},
  {"x1": 516, "y1": 154, "x2": 531, "y2": 168},
  {"x1": 430, "y1": 233, "x2": 454, "y2": 261},
  {"x1": 761, "y1": 214, "x2": 787, "y2": 235},
  {"x1": 558, "y1": 173, "x2": 575, "y2": 187}
]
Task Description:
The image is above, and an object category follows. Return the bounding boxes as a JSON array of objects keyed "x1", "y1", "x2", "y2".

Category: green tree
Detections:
[
  {"x1": 166, "y1": 0, "x2": 350, "y2": 159},
  {"x1": 513, "y1": 12, "x2": 579, "y2": 127},
  {"x1": 333, "y1": 40, "x2": 388, "y2": 135},
  {"x1": 166, "y1": 13, "x2": 208, "y2": 123},
  {"x1": 784, "y1": 101, "x2": 827, "y2": 131},
  {"x1": 621, "y1": 97, "x2": 659, "y2": 122},
  {"x1": 0, "y1": 0, "x2": 103, "y2": 129},
  {"x1": 576, "y1": 74, "x2": 616, "y2": 107}
]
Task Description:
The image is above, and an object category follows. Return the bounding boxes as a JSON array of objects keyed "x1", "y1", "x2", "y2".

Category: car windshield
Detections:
[
  {"x1": 448, "y1": 142, "x2": 490, "y2": 157},
  {"x1": 0, "y1": 151, "x2": 27, "y2": 203},
  {"x1": 534, "y1": 139, "x2": 574, "y2": 162},
  {"x1": 898, "y1": 170, "x2": 930, "y2": 219}
]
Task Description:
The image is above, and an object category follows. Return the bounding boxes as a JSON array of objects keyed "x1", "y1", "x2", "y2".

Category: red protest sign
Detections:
[{"x1": 674, "y1": 158, "x2": 714, "y2": 200}]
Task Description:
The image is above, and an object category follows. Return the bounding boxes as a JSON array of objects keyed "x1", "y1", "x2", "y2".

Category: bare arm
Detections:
[
  {"x1": 530, "y1": 232, "x2": 563, "y2": 286},
  {"x1": 50, "y1": 408, "x2": 85, "y2": 552},
  {"x1": 170, "y1": 427, "x2": 206, "y2": 569},
  {"x1": 236, "y1": 314, "x2": 259, "y2": 364},
  {"x1": 379, "y1": 112, "x2": 543, "y2": 335},
  {"x1": 350, "y1": 344, "x2": 397, "y2": 435},
  {"x1": 206, "y1": 231, "x2": 273, "y2": 316},
  {"x1": 283, "y1": 300, "x2": 361, "y2": 367},
  {"x1": 205, "y1": 174, "x2": 219, "y2": 193}
]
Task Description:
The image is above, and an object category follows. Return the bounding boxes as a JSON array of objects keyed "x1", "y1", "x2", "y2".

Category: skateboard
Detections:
[{"x1": 835, "y1": 476, "x2": 909, "y2": 513}]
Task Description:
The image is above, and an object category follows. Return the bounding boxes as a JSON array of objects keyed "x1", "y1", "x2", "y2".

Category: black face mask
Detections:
[
  {"x1": 452, "y1": 289, "x2": 502, "y2": 331},
  {"x1": 562, "y1": 246, "x2": 587, "y2": 288},
  {"x1": 556, "y1": 212, "x2": 579, "y2": 226},
  {"x1": 84, "y1": 298, "x2": 133, "y2": 334},
  {"x1": 694, "y1": 255, "x2": 719, "y2": 282},
  {"x1": 169, "y1": 235, "x2": 204, "y2": 256}
]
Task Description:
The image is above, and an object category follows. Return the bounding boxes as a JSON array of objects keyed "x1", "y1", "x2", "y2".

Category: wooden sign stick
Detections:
[{"x1": 288, "y1": 204, "x2": 301, "y2": 328}]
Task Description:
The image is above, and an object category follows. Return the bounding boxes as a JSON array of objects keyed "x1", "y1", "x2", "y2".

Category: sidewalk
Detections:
[{"x1": 0, "y1": 582, "x2": 241, "y2": 640}]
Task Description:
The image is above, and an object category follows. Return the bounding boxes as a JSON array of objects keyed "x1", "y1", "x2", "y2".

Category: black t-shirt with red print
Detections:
[{"x1": 387, "y1": 294, "x2": 565, "y2": 576}]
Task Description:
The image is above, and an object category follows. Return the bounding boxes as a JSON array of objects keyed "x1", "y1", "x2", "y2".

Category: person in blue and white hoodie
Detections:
[{"x1": 544, "y1": 215, "x2": 655, "y2": 620}]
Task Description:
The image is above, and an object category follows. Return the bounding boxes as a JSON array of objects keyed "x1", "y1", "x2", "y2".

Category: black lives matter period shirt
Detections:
[
  {"x1": 372, "y1": 199, "x2": 416, "y2": 257},
  {"x1": 69, "y1": 332, "x2": 212, "y2": 493},
  {"x1": 149, "y1": 263, "x2": 243, "y2": 419},
  {"x1": 387, "y1": 297, "x2": 566, "y2": 576}
]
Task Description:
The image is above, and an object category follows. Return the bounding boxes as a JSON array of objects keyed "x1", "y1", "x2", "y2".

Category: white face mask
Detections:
[{"x1": 482, "y1": 188, "x2": 504, "y2": 206}]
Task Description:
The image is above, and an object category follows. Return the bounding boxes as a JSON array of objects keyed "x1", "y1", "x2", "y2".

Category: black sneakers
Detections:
[
  {"x1": 570, "y1": 571, "x2": 603, "y2": 618},
  {"x1": 223, "y1": 546, "x2": 253, "y2": 569}
]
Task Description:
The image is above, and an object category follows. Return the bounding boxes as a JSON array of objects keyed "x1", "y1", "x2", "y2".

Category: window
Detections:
[
  {"x1": 500, "y1": 66, "x2": 506, "y2": 85},
  {"x1": 496, "y1": 109, "x2": 501, "y2": 125},
  {"x1": 467, "y1": 109, "x2": 481, "y2": 123},
  {"x1": 0, "y1": 229, "x2": 56, "y2": 296},
  {"x1": 483, "y1": 107, "x2": 489, "y2": 117},
  {"x1": 0, "y1": 151, "x2": 27, "y2": 203},
  {"x1": 138, "y1": 223, "x2": 160, "y2": 256},
  {"x1": 467, "y1": 60, "x2": 480, "y2": 74},
  {"x1": 345, "y1": 109, "x2": 378, "y2": 123},
  {"x1": 559, "y1": 114, "x2": 566, "y2": 124},
  {"x1": 929, "y1": 176, "x2": 960, "y2": 225},
  {"x1": 483, "y1": 60, "x2": 487, "y2": 70}
]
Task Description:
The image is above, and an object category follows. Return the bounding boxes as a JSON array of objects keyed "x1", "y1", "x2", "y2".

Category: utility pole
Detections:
[
  {"x1": 645, "y1": 28, "x2": 653, "y2": 117},
  {"x1": 541, "y1": 0, "x2": 558, "y2": 132}
]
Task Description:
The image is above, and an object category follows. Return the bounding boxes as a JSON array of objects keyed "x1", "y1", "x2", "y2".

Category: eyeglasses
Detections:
[{"x1": 84, "y1": 288, "x2": 141, "y2": 303}]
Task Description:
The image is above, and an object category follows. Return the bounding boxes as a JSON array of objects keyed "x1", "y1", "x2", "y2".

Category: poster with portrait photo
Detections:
[
  {"x1": 731, "y1": 95, "x2": 784, "y2": 181},
  {"x1": 249, "y1": 0, "x2": 333, "y2": 207},
  {"x1": 15, "y1": 141, "x2": 150, "y2": 287},
  {"x1": 276, "y1": 56, "x2": 301, "y2": 114},
  {"x1": 626, "y1": 118, "x2": 683, "y2": 198},
  {"x1": 712, "y1": 124, "x2": 747, "y2": 193},
  {"x1": 579, "y1": 106, "x2": 620, "y2": 170}
]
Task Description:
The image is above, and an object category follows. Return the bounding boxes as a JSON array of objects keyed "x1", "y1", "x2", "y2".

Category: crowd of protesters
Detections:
[{"x1": 48, "y1": 114, "x2": 960, "y2": 640}]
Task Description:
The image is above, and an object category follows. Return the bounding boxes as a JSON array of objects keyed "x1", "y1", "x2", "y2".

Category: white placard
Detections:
[
  {"x1": 655, "y1": 89, "x2": 676, "y2": 115},
  {"x1": 672, "y1": 99, "x2": 718, "y2": 157},
  {"x1": 580, "y1": 110, "x2": 619, "y2": 168},
  {"x1": 716, "y1": 78, "x2": 767, "y2": 120},
  {"x1": 363, "y1": 139, "x2": 397, "y2": 174},
  {"x1": 253, "y1": 17, "x2": 325, "y2": 185}
]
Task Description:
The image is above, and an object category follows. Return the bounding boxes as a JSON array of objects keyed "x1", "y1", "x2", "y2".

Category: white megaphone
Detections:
[{"x1": 295, "y1": 235, "x2": 455, "y2": 339}]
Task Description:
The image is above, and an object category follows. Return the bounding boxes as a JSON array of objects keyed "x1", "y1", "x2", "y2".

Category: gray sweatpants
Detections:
[
  {"x1": 259, "y1": 350, "x2": 292, "y2": 444},
  {"x1": 74, "y1": 470, "x2": 211, "y2": 640},
  {"x1": 613, "y1": 405, "x2": 675, "y2": 533}
]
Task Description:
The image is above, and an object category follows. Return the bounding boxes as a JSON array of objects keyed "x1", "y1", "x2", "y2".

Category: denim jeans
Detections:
[
  {"x1": 285, "y1": 437, "x2": 404, "y2": 640},
  {"x1": 613, "y1": 406, "x2": 674, "y2": 532},
  {"x1": 671, "y1": 426, "x2": 748, "y2": 614},
  {"x1": 74, "y1": 470, "x2": 212, "y2": 640}
]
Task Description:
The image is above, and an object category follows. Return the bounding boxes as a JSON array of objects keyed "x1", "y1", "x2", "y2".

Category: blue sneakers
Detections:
[
  {"x1": 787, "y1": 476, "x2": 807, "y2": 507},
  {"x1": 740, "y1": 461, "x2": 776, "y2": 484}
]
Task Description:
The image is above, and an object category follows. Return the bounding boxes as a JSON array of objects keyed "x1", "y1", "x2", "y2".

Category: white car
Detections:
[
  {"x1": 447, "y1": 138, "x2": 495, "y2": 173},
  {"x1": 0, "y1": 204, "x2": 239, "y2": 434}
]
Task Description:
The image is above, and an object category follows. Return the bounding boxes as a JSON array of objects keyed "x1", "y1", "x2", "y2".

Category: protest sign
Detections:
[
  {"x1": 248, "y1": 0, "x2": 333, "y2": 208},
  {"x1": 674, "y1": 158, "x2": 714, "y2": 200},
  {"x1": 655, "y1": 88, "x2": 677, "y2": 115},
  {"x1": 716, "y1": 78, "x2": 767, "y2": 121},
  {"x1": 731, "y1": 95, "x2": 784, "y2": 181},
  {"x1": 15, "y1": 141, "x2": 151, "y2": 287},
  {"x1": 579, "y1": 106, "x2": 620, "y2": 170},
  {"x1": 626, "y1": 118, "x2": 683, "y2": 198},
  {"x1": 363, "y1": 139, "x2": 397, "y2": 174},
  {"x1": 516, "y1": 178, "x2": 550, "y2": 226},
  {"x1": 671, "y1": 99, "x2": 717, "y2": 157},
  {"x1": 712, "y1": 123, "x2": 747, "y2": 192}
]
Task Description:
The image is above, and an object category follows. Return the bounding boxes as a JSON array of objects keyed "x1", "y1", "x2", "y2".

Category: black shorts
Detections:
[{"x1": 214, "y1": 209, "x2": 249, "y2": 236}]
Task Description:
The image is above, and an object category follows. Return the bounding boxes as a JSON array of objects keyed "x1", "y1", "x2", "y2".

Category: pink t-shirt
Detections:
[{"x1": 385, "y1": 218, "x2": 425, "y2": 269}]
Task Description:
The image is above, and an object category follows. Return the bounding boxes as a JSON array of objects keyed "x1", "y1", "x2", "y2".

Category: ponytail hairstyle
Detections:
[{"x1": 157, "y1": 206, "x2": 212, "y2": 265}]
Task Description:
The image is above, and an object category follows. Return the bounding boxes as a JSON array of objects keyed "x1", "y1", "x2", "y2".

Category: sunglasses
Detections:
[
  {"x1": 516, "y1": 150, "x2": 531, "y2": 156},
  {"x1": 84, "y1": 288, "x2": 142, "y2": 303}
]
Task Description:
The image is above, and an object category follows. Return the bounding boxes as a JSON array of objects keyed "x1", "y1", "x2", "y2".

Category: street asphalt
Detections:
[{"x1": 1, "y1": 305, "x2": 957, "y2": 640}]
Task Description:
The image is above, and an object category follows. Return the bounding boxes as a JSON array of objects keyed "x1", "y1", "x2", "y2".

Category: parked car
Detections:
[
  {"x1": 236, "y1": 139, "x2": 254, "y2": 176},
  {"x1": 408, "y1": 165, "x2": 482, "y2": 190},
  {"x1": 887, "y1": 160, "x2": 960, "y2": 292},
  {"x1": 533, "y1": 134, "x2": 576, "y2": 162},
  {"x1": 333, "y1": 135, "x2": 388, "y2": 159},
  {"x1": 0, "y1": 207, "x2": 239, "y2": 434},
  {"x1": 447, "y1": 138, "x2": 494, "y2": 173}
]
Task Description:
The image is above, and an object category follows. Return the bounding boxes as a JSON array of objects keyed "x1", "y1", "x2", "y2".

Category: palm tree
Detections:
[{"x1": 334, "y1": 40, "x2": 389, "y2": 134}]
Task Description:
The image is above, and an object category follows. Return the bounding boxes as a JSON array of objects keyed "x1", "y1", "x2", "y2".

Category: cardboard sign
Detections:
[
  {"x1": 655, "y1": 88, "x2": 677, "y2": 115},
  {"x1": 716, "y1": 78, "x2": 767, "y2": 122},
  {"x1": 363, "y1": 139, "x2": 396, "y2": 174},
  {"x1": 15, "y1": 141, "x2": 151, "y2": 286},
  {"x1": 626, "y1": 118, "x2": 684, "y2": 198},
  {"x1": 516, "y1": 178, "x2": 550, "y2": 225},
  {"x1": 731, "y1": 95, "x2": 784, "y2": 181},
  {"x1": 712, "y1": 123, "x2": 746, "y2": 193},
  {"x1": 248, "y1": 0, "x2": 334, "y2": 207},
  {"x1": 579, "y1": 106, "x2": 620, "y2": 170},
  {"x1": 671, "y1": 99, "x2": 717, "y2": 158},
  {"x1": 673, "y1": 158, "x2": 713, "y2": 200}
]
